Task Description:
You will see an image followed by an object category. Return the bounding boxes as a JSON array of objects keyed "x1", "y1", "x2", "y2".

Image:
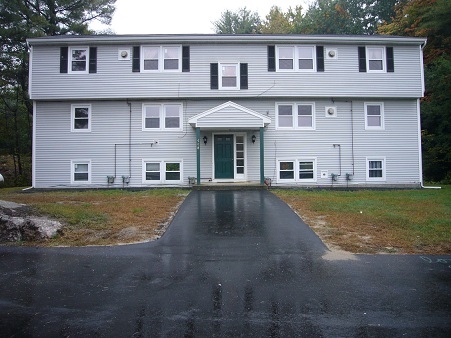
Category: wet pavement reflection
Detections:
[{"x1": 0, "y1": 190, "x2": 450, "y2": 337}]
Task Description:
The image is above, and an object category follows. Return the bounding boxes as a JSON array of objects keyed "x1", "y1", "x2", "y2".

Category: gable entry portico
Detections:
[{"x1": 188, "y1": 101, "x2": 271, "y2": 185}]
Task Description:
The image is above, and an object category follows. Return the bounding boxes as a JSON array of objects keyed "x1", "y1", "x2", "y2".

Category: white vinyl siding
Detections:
[
  {"x1": 141, "y1": 45, "x2": 181, "y2": 72},
  {"x1": 71, "y1": 160, "x2": 91, "y2": 184},
  {"x1": 142, "y1": 160, "x2": 182, "y2": 184},
  {"x1": 276, "y1": 103, "x2": 315, "y2": 130},
  {"x1": 365, "y1": 102, "x2": 384, "y2": 130},
  {"x1": 366, "y1": 157, "x2": 386, "y2": 181},
  {"x1": 29, "y1": 43, "x2": 425, "y2": 100},
  {"x1": 277, "y1": 158, "x2": 317, "y2": 183},
  {"x1": 71, "y1": 104, "x2": 91, "y2": 132},
  {"x1": 142, "y1": 103, "x2": 182, "y2": 131}
]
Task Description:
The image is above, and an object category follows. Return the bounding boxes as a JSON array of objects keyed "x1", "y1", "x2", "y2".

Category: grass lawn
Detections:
[
  {"x1": 274, "y1": 187, "x2": 451, "y2": 254},
  {"x1": 0, "y1": 188, "x2": 188, "y2": 246}
]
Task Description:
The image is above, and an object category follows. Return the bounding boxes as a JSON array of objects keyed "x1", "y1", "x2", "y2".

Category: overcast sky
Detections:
[{"x1": 99, "y1": 0, "x2": 311, "y2": 34}]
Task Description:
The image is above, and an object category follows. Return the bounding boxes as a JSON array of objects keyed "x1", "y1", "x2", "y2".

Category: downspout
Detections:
[
  {"x1": 350, "y1": 100, "x2": 355, "y2": 175},
  {"x1": 127, "y1": 99, "x2": 132, "y2": 178},
  {"x1": 418, "y1": 39, "x2": 440, "y2": 189}
]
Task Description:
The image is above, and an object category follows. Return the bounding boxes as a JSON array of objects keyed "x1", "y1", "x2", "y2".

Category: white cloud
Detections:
[{"x1": 100, "y1": 0, "x2": 311, "y2": 34}]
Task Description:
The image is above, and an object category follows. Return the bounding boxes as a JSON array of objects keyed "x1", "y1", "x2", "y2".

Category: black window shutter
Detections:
[
  {"x1": 89, "y1": 47, "x2": 97, "y2": 73},
  {"x1": 210, "y1": 63, "x2": 218, "y2": 90},
  {"x1": 316, "y1": 46, "x2": 324, "y2": 72},
  {"x1": 268, "y1": 45, "x2": 276, "y2": 72},
  {"x1": 60, "y1": 47, "x2": 68, "y2": 73},
  {"x1": 240, "y1": 63, "x2": 248, "y2": 90},
  {"x1": 182, "y1": 46, "x2": 190, "y2": 72},
  {"x1": 132, "y1": 46, "x2": 140, "y2": 72},
  {"x1": 358, "y1": 46, "x2": 366, "y2": 72},
  {"x1": 386, "y1": 46, "x2": 394, "y2": 72}
]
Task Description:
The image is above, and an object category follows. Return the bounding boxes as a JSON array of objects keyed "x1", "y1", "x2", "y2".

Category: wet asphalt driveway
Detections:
[{"x1": 0, "y1": 190, "x2": 450, "y2": 337}]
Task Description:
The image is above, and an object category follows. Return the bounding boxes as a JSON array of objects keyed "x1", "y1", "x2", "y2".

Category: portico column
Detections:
[
  {"x1": 196, "y1": 127, "x2": 201, "y2": 185},
  {"x1": 260, "y1": 127, "x2": 264, "y2": 184}
]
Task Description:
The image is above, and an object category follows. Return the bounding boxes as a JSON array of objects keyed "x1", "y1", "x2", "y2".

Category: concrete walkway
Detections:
[{"x1": 0, "y1": 190, "x2": 450, "y2": 337}]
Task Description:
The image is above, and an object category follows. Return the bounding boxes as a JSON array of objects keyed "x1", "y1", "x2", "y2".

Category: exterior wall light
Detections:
[
  {"x1": 203, "y1": 136, "x2": 208, "y2": 145},
  {"x1": 251, "y1": 135, "x2": 256, "y2": 144}
]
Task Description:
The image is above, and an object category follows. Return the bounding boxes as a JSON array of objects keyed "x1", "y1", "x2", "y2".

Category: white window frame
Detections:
[
  {"x1": 71, "y1": 160, "x2": 91, "y2": 184},
  {"x1": 142, "y1": 160, "x2": 183, "y2": 184},
  {"x1": 69, "y1": 47, "x2": 89, "y2": 74},
  {"x1": 142, "y1": 103, "x2": 183, "y2": 131},
  {"x1": 277, "y1": 158, "x2": 317, "y2": 183},
  {"x1": 276, "y1": 45, "x2": 316, "y2": 72},
  {"x1": 141, "y1": 45, "x2": 181, "y2": 72},
  {"x1": 366, "y1": 157, "x2": 386, "y2": 181},
  {"x1": 366, "y1": 46, "x2": 385, "y2": 73},
  {"x1": 71, "y1": 104, "x2": 91, "y2": 132},
  {"x1": 276, "y1": 102, "x2": 315, "y2": 130},
  {"x1": 218, "y1": 63, "x2": 240, "y2": 90},
  {"x1": 365, "y1": 102, "x2": 385, "y2": 130}
]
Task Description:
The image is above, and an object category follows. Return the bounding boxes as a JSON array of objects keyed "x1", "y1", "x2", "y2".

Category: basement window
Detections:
[
  {"x1": 71, "y1": 160, "x2": 91, "y2": 184},
  {"x1": 366, "y1": 157, "x2": 386, "y2": 181}
]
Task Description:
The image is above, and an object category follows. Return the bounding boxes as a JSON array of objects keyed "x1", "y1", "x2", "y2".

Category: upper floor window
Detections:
[
  {"x1": 276, "y1": 103, "x2": 315, "y2": 130},
  {"x1": 142, "y1": 103, "x2": 182, "y2": 131},
  {"x1": 220, "y1": 64, "x2": 238, "y2": 89},
  {"x1": 358, "y1": 46, "x2": 394, "y2": 73},
  {"x1": 60, "y1": 47, "x2": 97, "y2": 74},
  {"x1": 70, "y1": 47, "x2": 88, "y2": 73},
  {"x1": 276, "y1": 46, "x2": 316, "y2": 72},
  {"x1": 141, "y1": 46, "x2": 181, "y2": 72},
  {"x1": 71, "y1": 104, "x2": 91, "y2": 132},
  {"x1": 210, "y1": 63, "x2": 248, "y2": 90},
  {"x1": 367, "y1": 47, "x2": 385, "y2": 72},
  {"x1": 365, "y1": 102, "x2": 384, "y2": 130}
]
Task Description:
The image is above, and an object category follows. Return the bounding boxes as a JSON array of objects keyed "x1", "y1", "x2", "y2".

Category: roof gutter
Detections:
[{"x1": 26, "y1": 34, "x2": 428, "y2": 47}]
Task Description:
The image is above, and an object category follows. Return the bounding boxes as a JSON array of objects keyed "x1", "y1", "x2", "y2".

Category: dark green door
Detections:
[{"x1": 214, "y1": 135, "x2": 234, "y2": 179}]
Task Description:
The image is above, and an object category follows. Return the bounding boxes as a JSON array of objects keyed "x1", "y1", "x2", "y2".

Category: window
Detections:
[
  {"x1": 220, "y1": 64, "x2": 238, "y2": 89},
  {"x1": 365, "y1": 102, "x2": 384, "y2": 130},
  {"x1": 71, "y1": 104, "x2": 91, "y2": 132},
  {"x1": 277, "y1": 159, "x2": 317, "y2": 183},
  {"x1": 69, "y1": 47, "x2": 88, "y2": 73},
  {"x1": 141, "y1": 46, "x2": 181, "y2": 72},
  {"x1": 276, "y1": 45, "x2": 317, "y2": 71},
  {"x1": 278, "y1": 47, "x2": 294, "y2": 70},
  {"x1": 142, "y1": 46, "x2": 159, "y2": 70},
  {"x1": 71, "y1": 160, "x2": 91, "y2": 184},
  {"x1": 367, "y1": 47, "x2": 385, "y2": 72},
  {"x1": 366, "y1": 158, "x2": 386, "y2": 181},
  {"x1": 297, "y1": 46, "x2": 314, "y2": 70},
  {"x1": 276, "y1": 103, "x2": 315, "y2": 129},
  {"x1": 143, "y1": 160, "x2": 182, "y2": 184},
  {"x1": 210, "y1": 63, "x2": 248, "y2": 90},
  {"x1": 163, "y1": 47, "x2": 180, "y2": 70},
  {"x1": 142, "y1": 104, "x2": 182, "y2": 130},
  {"x1": 297, "y1": 105, "x2": 313, "y2": 128}
]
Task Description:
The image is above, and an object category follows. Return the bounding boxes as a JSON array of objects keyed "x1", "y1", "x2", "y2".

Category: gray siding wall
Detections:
[
  {"x1": 30, "y1": 43, "x2": 423, "y2": 100},
  {"x1": 34, "y1": 99, "x2": 421, "y2": 188}
]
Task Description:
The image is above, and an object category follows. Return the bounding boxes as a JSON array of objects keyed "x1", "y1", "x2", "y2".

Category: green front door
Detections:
[{"x1": 214, "y1": 134, "x2": 234, "y2": 179}]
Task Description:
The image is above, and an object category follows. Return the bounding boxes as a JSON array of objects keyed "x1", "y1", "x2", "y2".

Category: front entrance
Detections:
[{"x1": 214, "y1": 134, "x2": 234, "y2": 179}]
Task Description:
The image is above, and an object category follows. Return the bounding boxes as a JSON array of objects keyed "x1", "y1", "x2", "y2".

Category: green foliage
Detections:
[
  {"x1": 0, "y1": 0, "x2": 116, "y2": 186},
  {"x1": 379, "y1": 0, "x2": 451, "y2": 182},
  {"x1": 213, "y1": 7, "x2": 261, "y2": 34}
]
